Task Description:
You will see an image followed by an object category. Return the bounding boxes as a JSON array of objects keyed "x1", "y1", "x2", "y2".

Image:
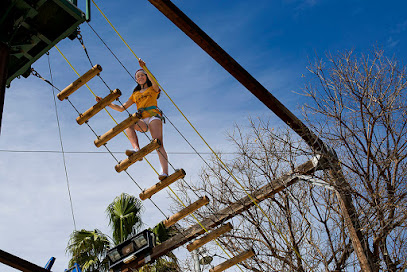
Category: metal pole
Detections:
[
  {"x1": 86, "y1": 0, "x2": 91, "y2": 21},
  {"x1": 192, "y1": 250, "x2": 201, "y2": 272},
  {"x1": 0, "y1": 42, "x2": 9, "y2": 135}
]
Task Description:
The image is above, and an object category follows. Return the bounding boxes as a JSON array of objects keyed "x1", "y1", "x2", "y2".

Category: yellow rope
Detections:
[
  {"x1": 91, "y1": 1, "x2": 313, "y2": 269},
  {"x1": 91, "y1": 0, "x2": 140, "y2": 61}
]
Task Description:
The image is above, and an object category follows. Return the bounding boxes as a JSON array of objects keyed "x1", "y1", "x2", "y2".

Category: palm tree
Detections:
[
  {"x1": 66, "y1": 229, "x2": 110, "y2": 271},
  {"x1": 106, "y1": 193, "x2": 143, "y2": 244},
  {"x1": 66, "y1": 193, "x2": 179, "y2": 271},
  {"x1": 66, "y1": 193, "x2": 143, "y2": 271}
]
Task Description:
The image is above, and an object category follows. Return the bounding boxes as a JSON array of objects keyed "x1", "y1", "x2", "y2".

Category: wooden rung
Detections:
[
  {"x1": 187, "y1": 222, "x2": 232, "y2": 252},
  {"x1": 163, "y1": 196, "x2": 210, "y2": 228},
  {"x1": 94, "y1": 113, "x2": 140, "y2": 148},
  {"x1": 209, "y1": 248, "x2": 255, "y2": 272},
  {"x1": 115, "y1": 139, "x2": 161, "y2": 172},
  {"x1": 76, "y1": 89, "x2": 122, "y2": 125},
  {"x1": 139, "y1": 169, "x2": 186, "y2": 200},
  {"x1": 57, "y1": 64, "x2": 102, "y2": 101}
]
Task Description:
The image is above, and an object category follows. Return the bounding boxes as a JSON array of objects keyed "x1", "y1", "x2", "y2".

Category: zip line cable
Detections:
[
  {"x1": 47, "y1": 52, "x2": 77, "y2": 230},
  {"x1": 90, "y1": 2, "x2": 313, "y2": 269}
]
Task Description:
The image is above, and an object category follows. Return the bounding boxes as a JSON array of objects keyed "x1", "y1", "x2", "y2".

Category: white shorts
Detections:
[
  {"x1": 142, "y1": 116, "x2": 161, "y2": 125},
  {"x1": 136, "y1": 116, "x2": 160, "y2": 132}
]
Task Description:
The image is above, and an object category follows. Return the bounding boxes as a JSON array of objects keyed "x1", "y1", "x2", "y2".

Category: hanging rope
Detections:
[{"x1": 46, "y1": 52, "x2": 77, "y2": 230}]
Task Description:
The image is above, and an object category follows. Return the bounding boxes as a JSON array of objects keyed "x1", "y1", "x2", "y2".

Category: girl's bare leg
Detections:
[
  {"x1": 149, "y1": 119, "x2": 168, "y2": 175},
  {"x1": 125, "y1": 124, "x2": 140, "y2": 150}
]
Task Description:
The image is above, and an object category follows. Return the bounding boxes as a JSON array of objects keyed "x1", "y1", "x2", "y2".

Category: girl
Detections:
[{"x1": 96, "y1": 59, "x2": 168, "y2": 180}]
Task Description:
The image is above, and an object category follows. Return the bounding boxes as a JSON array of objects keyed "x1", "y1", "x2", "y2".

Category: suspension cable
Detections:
[{"x1": 47, "y1": 52, "x2": 77, "y2": 230}]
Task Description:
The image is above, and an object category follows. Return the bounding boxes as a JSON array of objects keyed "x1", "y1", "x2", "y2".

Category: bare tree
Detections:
[
  {"x1": 172, "y1": 120, "x2": 355, "y2": 271},
  {"x1": 303, "y1": 48, "x2": 407, "y2": 271},
  {"x1": 171, "y1": 48, "x2": 406, "y2": 272}
]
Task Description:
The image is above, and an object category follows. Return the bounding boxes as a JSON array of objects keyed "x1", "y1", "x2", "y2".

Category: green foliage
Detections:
[
  {"x1": 66, "y1": 193, "x2": 179, "y2": 271},
  {"x1": 66, "y1": 229, "x2": 110, "y2": 272},
  {"x1": 151, "y1": 222, "x2": 178, "y2": 243},
  {"x1": 138, "y1": 253, "x2": 179, "y2": 272},
  {"x1": 106, "y1": 193, "x2": 144, "y2": 244}
]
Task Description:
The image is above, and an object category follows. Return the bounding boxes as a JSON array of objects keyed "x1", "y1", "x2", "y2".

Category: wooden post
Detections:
[
  {"x1": 209, "y1": 248, "x2": 255, "y2": 272},
  {"x1": 163, "y1": 196, "x2": 210, "y2": 228},
  {"x1": 94, "y1": 112, "x2": 140, "y2": 147},
  {"x1": 0, "y1": 249, "x2": 51, "y2": 272},
  {"x1": 57, "y1": 64, "x2": 102, "y2": 101},
  {"x1": 187, "y1": 223, "x2": 232, "y2": 252},
  {"x1": 139, "y1": 169, "x2": 186, "y2": 200},
  {"x1": 76, "y1": 89, "x2": 121, "y2": 125},
  {"x1": 114, "y1": 139, "x2": 161, "y2": 172}
]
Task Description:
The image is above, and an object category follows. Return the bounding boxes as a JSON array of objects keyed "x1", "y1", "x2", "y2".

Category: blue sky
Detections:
[{"x1": 1, "y1": 0, "x2": 407, "y2": 271}]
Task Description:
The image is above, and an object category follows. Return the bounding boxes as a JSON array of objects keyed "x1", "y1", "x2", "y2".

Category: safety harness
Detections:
[{"x1": 138, "y1": 105, "x2": 165, "y2": 123}]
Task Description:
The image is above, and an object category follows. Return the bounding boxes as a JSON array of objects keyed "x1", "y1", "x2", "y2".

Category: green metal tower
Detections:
[{"x1": 0, "y1": 0, "x2": 88, "y2": 133}]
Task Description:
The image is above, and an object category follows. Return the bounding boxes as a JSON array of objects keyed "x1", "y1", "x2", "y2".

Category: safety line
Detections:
[
  {"x1": 47, "y1": 52, "x2": 77, "y2": 230},
  {"x1": 91, "y1": 2, "x2": 312, "y2": 269},
  {"x1": 91, "y1": 0, "x2": 140, "y2": 61}
]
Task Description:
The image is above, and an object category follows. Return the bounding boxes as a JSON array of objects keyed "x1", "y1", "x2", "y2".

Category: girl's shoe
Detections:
[{"x1": 158, "y1": 173, "x2": 168, "y2": 181}]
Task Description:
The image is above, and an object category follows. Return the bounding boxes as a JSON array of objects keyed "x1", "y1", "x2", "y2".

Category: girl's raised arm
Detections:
[{"x1": 139, "y1": 59, "x2": 159, "y2": 93}]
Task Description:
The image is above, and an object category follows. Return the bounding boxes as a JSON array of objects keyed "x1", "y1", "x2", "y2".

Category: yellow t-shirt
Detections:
[{"x1": 130, "y1": 86, "x2": 161, "y2": 118}]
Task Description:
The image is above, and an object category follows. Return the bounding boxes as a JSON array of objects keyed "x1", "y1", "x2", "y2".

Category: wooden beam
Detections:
[
  {"x1": 187, "y1": 223, "x2": 232, "y2": 252},
  {"x1": 57, "y1": 64, "x2": 102, "y2": 101},
  {"x1": 122, "y1": 157, "x2": 321, "y2": 270},
  {"x1": 115, "y1": 139, "x2": 161, "y2": 172},
  {"x1": 76, "y1": 89, "x2": 121, "y2": 125},
  {"x1": 94, "y1": 112, "x2": 140, "y2": 148},
  {"x1": 139, "y1": 169, "x2": 186, "y2": 200},
  {"x1": 147, "y1": 0, "x2": 333, "y2": 157},
  {"x1": 0, "y1": 249, "x2": 50, "y2": 272},
  {"x1": 163, "y1": 196, "x2": 210, "y2": 228},
  {"x1": 209, "y1": 248, "x2": 255, "y2": 272}
]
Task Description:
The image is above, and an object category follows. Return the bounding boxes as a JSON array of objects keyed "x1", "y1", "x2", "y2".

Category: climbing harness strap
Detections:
[{"x1": 138, "y1": 105, "x2": 165, "y2": 123}]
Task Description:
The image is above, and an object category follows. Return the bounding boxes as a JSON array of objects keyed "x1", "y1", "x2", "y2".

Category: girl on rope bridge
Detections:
[{"x1": 96, "y1": 59, "x2": 168, "y2": 180}]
